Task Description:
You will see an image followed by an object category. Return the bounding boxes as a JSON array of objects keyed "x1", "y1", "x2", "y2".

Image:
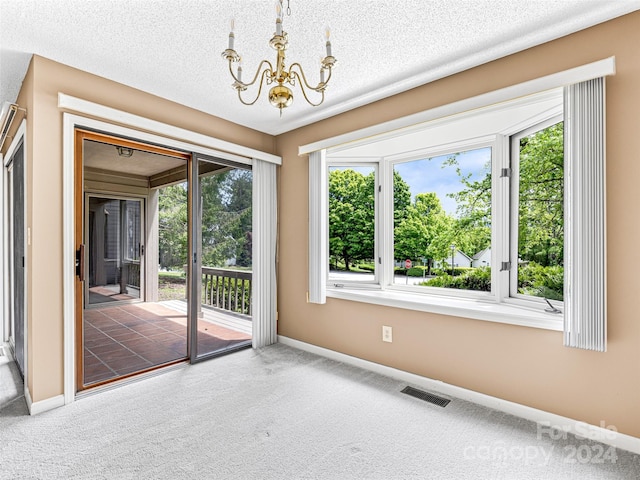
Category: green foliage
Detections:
[
  {"x1": 329, "y1": 168, "x2": 376, "y2": 270},
  {"x1": 158, "y1": 169, "x2": 253, "y2": 271},
  {"x1": 423, "y1": 264, "x2": 562, "y2": 299},
  {"x1": 159, "y1": 184, "x2": 188, "y2": 270},
  {"x1": 328, "y1": 125, "x2": 563, "y2": 290},
  {"x1": 517, "y1": 123, "x2": 564, "y2": 268},
  {"x1": 444, "y1": 153, "x2": 491, "y2": 260},
  {"x1": 431, "y1": 267, "x2": 473, "y2": 277},
  {"x1": 356, "y1": 262, "x2": 376, "y2": 272},
  {"x1": 393, "y1": 170, "x2": 411, "y2": 228},
  {"x1": 518, "y1": 262, "x2": 564, "y2": 301},
  {"x1": 200, "y1": 169, "x2": 253, "y2": 268},
  {"x1": 407, "y1": 266, "x2": 426, "y2": 277},
  {"x1": 394, "y1": 192, "x2": 453, "y2": 264},
  {"x1": 423, "y1": 267, "x2": 491, "y2": 291}
]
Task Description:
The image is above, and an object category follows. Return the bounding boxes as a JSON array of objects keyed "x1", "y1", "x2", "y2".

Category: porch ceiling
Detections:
[{"x1": 84, "y1": 140, "x2": 185, "y2": 178}]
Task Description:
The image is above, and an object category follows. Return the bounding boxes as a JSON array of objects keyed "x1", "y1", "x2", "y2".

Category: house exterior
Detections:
[
  {"x1": 433, "y1": 250, "x2": 473, "y2": 269},
  {"x1": 2, "y1": 10, "x2": 640, "y2": 450},
  {"x1": 471, "y1": 248, "x2": 491, "y2": 268}
]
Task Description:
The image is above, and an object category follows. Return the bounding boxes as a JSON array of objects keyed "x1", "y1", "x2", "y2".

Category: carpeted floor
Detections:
[{"x1": 1, "y1": 344, "x2": 639, "y2": 479}]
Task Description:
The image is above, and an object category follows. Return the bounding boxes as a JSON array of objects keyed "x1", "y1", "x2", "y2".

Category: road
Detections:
[{"x1": 329, "y1": 271, "x2": 431, "y2": 286}]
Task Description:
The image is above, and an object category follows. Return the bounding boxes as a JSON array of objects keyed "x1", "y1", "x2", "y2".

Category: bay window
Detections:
[{"x1": 307, "y1": 62, "x2": 609, "y2": 349}]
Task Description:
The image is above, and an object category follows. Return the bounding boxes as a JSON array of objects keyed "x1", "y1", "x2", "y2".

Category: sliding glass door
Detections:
[
  {"x1": 190, "y1": 155, "x2": 253, "y2": 361},
  {"x1": 75, "y1": 129, "x2": 256, "y2": 391}
]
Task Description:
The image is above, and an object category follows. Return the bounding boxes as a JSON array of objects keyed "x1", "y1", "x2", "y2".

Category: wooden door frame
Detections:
[
  {"x1": 74, "y1": 128, "x2": 191, "y2": 393},
  {"x1": 62, "y1": 106, "x2": 275, "y2": 405}
]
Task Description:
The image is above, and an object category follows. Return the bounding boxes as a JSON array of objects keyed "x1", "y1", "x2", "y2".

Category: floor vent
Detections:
[{"x1": 401, "y1": 386, "x2": 450, "y2": 407}]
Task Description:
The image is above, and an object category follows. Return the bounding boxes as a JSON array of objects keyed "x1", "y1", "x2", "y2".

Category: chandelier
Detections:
[{"x1": 221, "y1": 0, "x2": 336, "y2": 114}]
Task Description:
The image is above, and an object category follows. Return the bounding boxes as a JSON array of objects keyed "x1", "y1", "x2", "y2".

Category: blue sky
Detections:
[
  {"x1": 330, "y1": 147, "x2": 491, "y2": 217},
  {"x1": 394, "y1": 147, "x2": 491, "y2": 216}
]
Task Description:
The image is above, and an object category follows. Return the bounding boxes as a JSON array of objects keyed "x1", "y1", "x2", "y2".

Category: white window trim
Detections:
[
  {"x1": 326, "y1": 161, "x2": 380, "y2": 287},
  {"x1": 309, "y1": 63, "x2": 611, "y2": 335},
  {"x1": 321, "y1": 134, "x2": 564, "y2": 331},
  {"x1": 382, "y1": 136, "x2": 496, "y2": 298},
  {"x1": 327, "y1": 287, "x2": 563, "y2": 331},
  {"x1": 508, "y1": 115, "x2": 565, "y2": 312},
  {"x1": 308, "y1": 151, "x2": 327, "y2": 304},
  {"x1": 299, "y1": 57, "x2": 614, "y2": 155}
]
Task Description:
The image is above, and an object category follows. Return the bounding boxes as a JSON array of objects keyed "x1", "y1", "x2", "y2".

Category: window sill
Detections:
[{"x1": 326, "y1": 287, "x2": 563, "y2": 331}]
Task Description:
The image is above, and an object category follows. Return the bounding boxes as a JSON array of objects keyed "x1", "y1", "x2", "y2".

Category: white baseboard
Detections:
[
  {"x1": 25, "y1": 387, "x2": 65, "y2": 415},
  {"x1": 278, "y1": 335, "x2": 640, "y2": 455}
]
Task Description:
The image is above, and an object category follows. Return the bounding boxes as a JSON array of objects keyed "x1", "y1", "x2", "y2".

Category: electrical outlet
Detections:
[{"x1": 382, "y1": 325, "x2": 393, "y2": 343}]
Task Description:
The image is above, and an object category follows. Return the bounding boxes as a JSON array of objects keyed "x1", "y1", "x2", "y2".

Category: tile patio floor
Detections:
[{"x1": 83, "y1": 302, "x2": 251, "y2": 387}]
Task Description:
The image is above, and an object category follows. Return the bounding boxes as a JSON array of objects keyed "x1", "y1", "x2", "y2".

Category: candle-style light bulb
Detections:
[
  {"x1": 324, "y1": 26, "x2": 332, "y2": 57},
  {"x1": 237, "y1": 61, "x2": 243, "y2": 82},
  {"x1": 275, "y1": 1, "x2": 283, "y2": 35},
  {"x1": 228, "y1": 18, "x2": 235, "y2": 50}
]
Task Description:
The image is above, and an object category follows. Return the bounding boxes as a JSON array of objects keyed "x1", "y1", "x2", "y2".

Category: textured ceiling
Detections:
[{"x1": 1, "y1": 0, "x2": 639, "y2": 135}]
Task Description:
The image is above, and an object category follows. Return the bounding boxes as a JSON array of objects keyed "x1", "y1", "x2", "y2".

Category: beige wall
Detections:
[
  {"x1": 9, "y1": 12, "x2": 640, "y2": 437},
  {"x1": 23, "y1": 55, "x2": 276, "y2": 402},
  {"x1": 276, "y1": 12, "x2": 640, "y2": 437}
]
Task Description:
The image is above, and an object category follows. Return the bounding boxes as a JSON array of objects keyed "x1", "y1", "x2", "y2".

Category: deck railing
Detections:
[{"x1": 201, "y1": 267, "x2": 252, "y2": 316}]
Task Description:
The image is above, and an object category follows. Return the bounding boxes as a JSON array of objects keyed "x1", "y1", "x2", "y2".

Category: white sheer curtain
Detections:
[
  {"x1": 308, "y1": 150, "x2": 327, "y2": 304},
  {"x1": 564, "y1": 77, "x2": 607, "y2": 351},
  {"x1": 252, "y1": 159, "x2": 278, "y2": 347}
]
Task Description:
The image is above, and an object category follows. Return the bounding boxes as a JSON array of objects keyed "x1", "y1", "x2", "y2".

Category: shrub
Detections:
[
  {"x1": 518, "y1": 262, "x2": 563, "y2": 300},
  {"x1": 407, "y1": 266, "x2": 426, "y2": 277},
  {"x1": 432, "y1": 267, "x2": 472, "y2": 277},
  {"x1": 421, "y1": 263, "x2": 563, "y2": 299},
  {"x1": 422, "y1": 267, "x2": 491, "y2": 291},
  {"x1": 356, "y1": 262, "x2": 375, "y2": 272}
]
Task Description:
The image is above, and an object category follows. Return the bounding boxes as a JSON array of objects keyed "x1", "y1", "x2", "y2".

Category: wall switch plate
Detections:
[{"x1": 382, "y1": 325, "x2": 393, "y2": 343}]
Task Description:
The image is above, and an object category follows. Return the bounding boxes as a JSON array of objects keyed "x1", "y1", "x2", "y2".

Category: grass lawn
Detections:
[{"x1": 158, "y1": 271, "x2": 186, "y2": 301}]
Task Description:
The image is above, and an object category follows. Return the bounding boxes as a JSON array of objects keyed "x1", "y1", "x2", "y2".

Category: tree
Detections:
[
  {"x1": 517, "y1": 122, "x2": 564, "y2": 267},
  {"x1": 158, "y1": 183, "x2": 188, "y2": 270},
  {"x1": 200, "y1": 169, "x2": 253, "y2": 268},
  {"x1": 393, "y1": 170, "x2": 411, "y2": 229},
  {"x1": 446, "y1": 154, "x2": 492, "y2": 259},
  {"x1": 329, "y1": 168, "x2": 375, "y2": 270},
  {"x1": 158, "y1": 168, "x2": 253, "y2": 271},
  {"x1": 394, "y1": 192, "x2": 452, "y2": 272}
]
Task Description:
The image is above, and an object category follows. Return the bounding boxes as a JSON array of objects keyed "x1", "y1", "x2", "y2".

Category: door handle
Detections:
[{"x1": 76, "y1": 244, "x2": 85, "y2": 282}]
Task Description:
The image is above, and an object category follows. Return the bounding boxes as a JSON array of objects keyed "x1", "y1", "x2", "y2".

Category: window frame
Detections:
[
  {"x1": 309, "y1": 61, "x2": 612, "y2": 335},
  {"x1": 326, "y1": 160, "x2": 380, "y2": 288},
  {"x1": 506, "y1": 115, "x2": 564, "y2": 312},
  {"x1": 321, "y1": 106, "x2": 567, "y2": 328},
  {"x1": 382, "y1": 136, "x2": 498, "y2": 300}
]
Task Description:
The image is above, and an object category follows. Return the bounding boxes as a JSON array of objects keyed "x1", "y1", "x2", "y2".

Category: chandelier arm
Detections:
[
  {"x1": 237, "y1": 70, "x2": 272, "y2": 106},
  {"x1": 288, "y1": 62, "x2": 327, "y2": 92},
  {"x1": 289, "y1": 70, "x2": 325, "y2": 107},
  {"x1": 322, "y1": 66, "x2": 334, "y2": 85},
  {"x1": 228, "y1": 59, "x2": 275, "y2": 88}
]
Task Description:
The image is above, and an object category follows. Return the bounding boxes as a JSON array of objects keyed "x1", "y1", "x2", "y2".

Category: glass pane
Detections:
[
  {"x1": 328, "y1": 166, "x2": 376, "y2": 283},
  {"x1": 87, "y1": 197, "x2": 142, "y2": 304},
  {"x1": 517, "y1": 122, "x2": 564, "y2": 300},
  {"x1": 393, "y1": 148, "x2": 492, "y2": 291},
  {"x1": 196, "y1": 161, "x2": 253, "y2": 358},
  {"x1": 158, "y1": 182, "x2": 188, "y2": 301}
]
